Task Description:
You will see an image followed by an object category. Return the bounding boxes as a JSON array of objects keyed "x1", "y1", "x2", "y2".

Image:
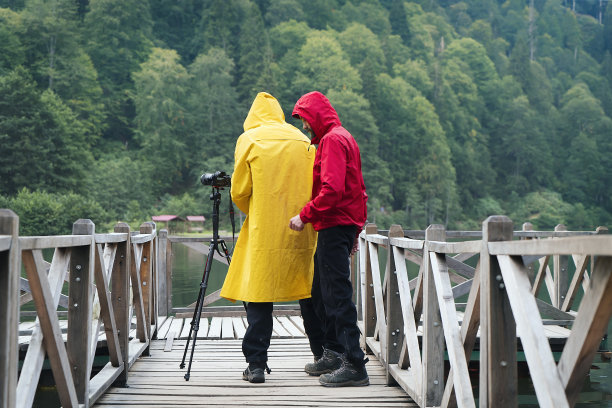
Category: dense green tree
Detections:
[
  {"x1": 292, "y1": 31, "x2": 362, "y2": 99},
  {"x1": 84, "y1": 0, "x2": 154, "y2": 144},
  {"x1": 0, "y1": 8, "x2": 24, "y2": 73},
  {"x1": 264, "y1": 0, "x2": 304, "y2": 27},
  {"x1": 149, "y1": 0, "x2": 203, "y2": 62},
  {"x1": 0, "y1": 66, "x2": 91, "y2": 195},
  {"x1": 133, "y1": 48, "x2": 190, "y2": 195},
  {"x1": 333, "y1": 1, "x2": 391, "y2": 36},
  {"x1": 236, "y1": 1, "x2": 267, "y2": 103},
  {"x1": 186, "y1": 48, "x2": 242, "y2": 175}
]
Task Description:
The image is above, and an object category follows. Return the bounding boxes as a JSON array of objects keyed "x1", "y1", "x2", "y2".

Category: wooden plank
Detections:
[
  {"x1": 221, "y1": 317, "x2": 235, "y2": 339},
  {"x1": 17, "y1": 248, "x2": 70, "y2": 408},
  {"x1": 288, "y1": 315, "x2": 306, "y2": 334},
  {"x1": 180, "y1": 318, "x2": 193, "y2": 339},
  {"x1": 368, "y1": 241, "x2": 387, "y2": 360},
  {"x1": 95, "y1": 243, "x2": 123, "y2": 368},
  {"x1": 531, "y1": 255, "x2": 550, "y2": 296},
  {"x1": 362, "y1": 224, "x2": 378, "y2": 348},
  {"x1": 23, "y1": 249, "x2": 79, "y2": 408},
  {"x1": 479, "y1": 216, "x2": 516, "y2": 408},
  {"x1": 385, "y1": 225, "x2": 405, "y2": 385},
  {"x1": 94, "y1": 232, "x2": 129, "y2": 244},
  {"x1": 422, "y1": 225, "x2": 445, "y2": 406},
  {"x1": 428, "y1": 240, "x2": 481, "y2": 255},
  {"x1": 561, "y1": 255, "x2": 589, "y2": 312},
  {"x1": 112, "y1": 222, "x2": 131, "y2": 386},
  {"x1": 429, "y1": 253, "x2": 475, "y2": 407},
  {"x1": 558, "y1": 255, "x2": 612, "y2": 406},
  {"x1": 96, "y1": 337, "x2": 417, "y2": 407},
  {"x1": 195, "y1": 317, "x2": 209, "y2": 340},
  {"x1": 166, "y1": 318, "x2": 184, "y2": 341},
  {"x1": 157, "y1": 316, "x2": 174, "y2": 339},
  {"x1": 497, "y1": 255, "x2": 569, "y2": 408},
  {"x1": 388, "y1": 236, "x2": 424, "y2": 250},
  {"x1": 68, "y1": 219, "x2": 95, "y2": 404},
  {"x1": 488, "y1": 235, "x2": 612, "y2": 256},
  {"x1": 208, "y1": 316, "x2": 222, "y2": 339},
  {"x1": 231, "y1": 317, "x2": 247, "y2": 339},
  {"x1": 130, "y1": 242, "x2": 148, "y2": 343},
  {"x1": 392, "y1": 246, "x2": 422, "y2": 388},
  {"x1": 19, "y1": 235, "x2": 92, "y2": 250},
  {"x1": 0, "y1": 210, "x2": 19, "y2": 408},
  {"x1": 272, "y1": 316, "x2": 293, "y2": 338}
]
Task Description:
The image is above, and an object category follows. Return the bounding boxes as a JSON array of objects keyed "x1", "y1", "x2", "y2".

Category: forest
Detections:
[{"x1": 1, "y1": 0, "x2": 612, "y2": 235}]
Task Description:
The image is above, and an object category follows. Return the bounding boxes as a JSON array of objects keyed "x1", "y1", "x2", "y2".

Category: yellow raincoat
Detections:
[{"x1": 220, "y1": 92, "x2": 317, "y2": 303}]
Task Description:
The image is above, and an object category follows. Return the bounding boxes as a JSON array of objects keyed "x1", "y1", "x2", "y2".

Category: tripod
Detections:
[{"x1": 180, "y1": 186, "x2": 231, "y2": 381}]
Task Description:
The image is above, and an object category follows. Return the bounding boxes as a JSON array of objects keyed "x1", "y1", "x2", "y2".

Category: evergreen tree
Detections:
[
  {"x1": 84, "y1": 0, "x2": 154, "y2": 144},
  {"x1": 236, "y1": 1, "x2": 267, "y2": 103}
]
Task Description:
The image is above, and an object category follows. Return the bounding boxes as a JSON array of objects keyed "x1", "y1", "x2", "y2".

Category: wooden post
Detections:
[
  {"x1": 157, "y1": 229, "x2": 168, "y2": 317},
  {"x1": 166, "y1": 233, "x2": 174, "y2": 315},
  {"x1": 422, "y1": 224, "x2": 446, "y2": 406},
  {"x1": 68, "y1": 219, "x2": 95, "y2": 406},
  {"x1": 140, "y1": 222, "x2": 153, "y2": 348},
  {"x1": 0, "y1": 210, "x2": 19, "y2": 408},
  {"x1": 363, "y1": 223, "x2": 378, "y2": 351},
  {"x1": 113, "y1": 222, "x2": 131, "y2": 386},
  {"x1": 522, "y1": 222, "x2": 535, "y2": 283},
  {"x1": 385, "y1": 225, "x2": 404, "y2": 385},
  {"x1": 480, "y1": 216, "x2": 516, "y2": 407},
  {"x1": 554, "y1": 224, "x2": 569, "y2": 309}
]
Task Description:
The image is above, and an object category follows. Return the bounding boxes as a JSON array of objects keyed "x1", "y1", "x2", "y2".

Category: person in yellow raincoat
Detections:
[{"x1": 220, "y1": 92, "x2": 317, "y2": 383}]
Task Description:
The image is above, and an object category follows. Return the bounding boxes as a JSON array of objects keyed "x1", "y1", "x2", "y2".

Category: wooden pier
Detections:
[{"x1": 2, "y1": 209, "x2": 612, "y2": 408}]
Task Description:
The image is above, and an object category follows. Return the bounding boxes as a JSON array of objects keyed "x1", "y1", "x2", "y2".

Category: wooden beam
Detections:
[
  {"x1": 429, "y1": 253, "x2": 475, "y2": 407},
  {"x1": 497, "y1": 255, "x2": 569, "y2": 408},
  {"x1": 68, "y1": 219, "x2": 95, "y2": 406},
  {"x1": 558, "y1": 256, "x2": 612, "y2": 406},
  {"x1": 0, "y1": 210, "x2": 19, "y2": 408},
  {"x1": 480, "y1": 216, "x2": 516, "y2": 407},
  {"x1": 385, "y1": 225, "x2": 404, "y2": 385},
  {"x1": 422, "y1": 225, "x2": 446, "y2": 406},
  {"x1": 112, "y1": 223, "x2": 131, "y2": 386}
]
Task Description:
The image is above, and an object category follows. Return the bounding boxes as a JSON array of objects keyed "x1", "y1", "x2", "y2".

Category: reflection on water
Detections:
[{"x1": 171, "y1": 242, "x2": 234, "y2": 307}]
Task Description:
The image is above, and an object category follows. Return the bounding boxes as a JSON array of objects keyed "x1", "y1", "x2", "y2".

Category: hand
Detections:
[
  {"x1": 350, "y1": 236, "x2": 359, "y2": 255},
  {"x1": 289, "y1": 214, "x2": 305, "y2": 231}
]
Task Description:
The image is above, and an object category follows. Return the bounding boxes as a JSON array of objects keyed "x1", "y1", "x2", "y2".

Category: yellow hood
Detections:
[{"x1": 243, "y1": 92, "x2": 286, "y2": 131}]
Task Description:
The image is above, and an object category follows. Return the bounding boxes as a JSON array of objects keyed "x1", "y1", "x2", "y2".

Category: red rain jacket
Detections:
[{"x1": 292, "y1": 91, "x2": 368, "y2": 232}]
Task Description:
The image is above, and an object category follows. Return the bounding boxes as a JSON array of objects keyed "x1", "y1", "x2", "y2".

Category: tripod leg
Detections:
[{"x1": 180, "y1": 241, "x2": 215, "y2": 380}]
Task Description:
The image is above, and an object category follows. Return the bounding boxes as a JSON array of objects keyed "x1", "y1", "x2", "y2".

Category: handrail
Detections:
[
  {"x1": 357, "y1": 217, "x2": 612, "y2": 407},
  {"x1": 0, "y1": 211, "x2": 161, "y2": 408}
]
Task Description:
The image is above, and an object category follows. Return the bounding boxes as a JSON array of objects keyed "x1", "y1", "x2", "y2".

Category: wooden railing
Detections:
[
  {"x1": 0, "y1": 209, "x2": 159, "y2": 408},
  {"x1": 358, "y1": 216, "x2": 612, "y2": 407}
]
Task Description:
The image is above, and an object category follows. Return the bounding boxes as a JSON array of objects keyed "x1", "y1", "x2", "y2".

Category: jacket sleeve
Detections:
[
  {"x1": 231, "y1": 135, "x2": 252, "y2": 214},
  {"x1": 300, "y1": 136, "x2": 346, "y2": 223}
]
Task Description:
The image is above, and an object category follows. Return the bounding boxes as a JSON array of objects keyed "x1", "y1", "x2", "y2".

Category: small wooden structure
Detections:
[{"x1": 186, "y1": 215, "x2": 205, "y2": 232}]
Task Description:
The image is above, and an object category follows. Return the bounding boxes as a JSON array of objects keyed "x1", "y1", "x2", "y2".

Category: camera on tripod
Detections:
[{"x1": 200, "y1": 171, "x2": 231, "y2": 187}]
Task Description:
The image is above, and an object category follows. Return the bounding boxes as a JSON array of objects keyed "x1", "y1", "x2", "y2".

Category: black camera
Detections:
[{"x1": 200, "y1": 171, "x2": 231, "y2": 187}]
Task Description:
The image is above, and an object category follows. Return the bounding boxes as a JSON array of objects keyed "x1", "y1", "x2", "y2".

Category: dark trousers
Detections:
[
  {"x1": 242, "y1": 302, "x2": 273, "y2": 364},
  {"x1": 299, "y1": 225, "x2": 365, "y2": 366}
]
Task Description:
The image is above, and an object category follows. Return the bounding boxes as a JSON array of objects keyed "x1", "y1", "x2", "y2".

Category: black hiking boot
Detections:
[
  {"x1": 304, "y1": 348, "x2": 342, "y2": 376},
  {"x1": 242, "y1": 362, "x2": 268, "y2": 383},
  {"x1": 319, "y1": 356, "x2": 369, "y2": 387}
]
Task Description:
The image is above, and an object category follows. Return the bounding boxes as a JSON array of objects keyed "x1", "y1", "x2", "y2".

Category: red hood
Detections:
[{"x1": 292, "y1": 91, "x2": 341, "y2": 144}]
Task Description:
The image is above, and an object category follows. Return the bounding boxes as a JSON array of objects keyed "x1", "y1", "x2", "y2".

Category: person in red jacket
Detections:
[{"x1": 289, "y1": 91, "x2": 369, "y2": 387}]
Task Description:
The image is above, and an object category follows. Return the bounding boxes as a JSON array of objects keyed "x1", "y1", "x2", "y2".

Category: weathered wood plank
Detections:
[
  {"x1": 497, "y1": 255, "x2": 569, "y2": 408},
  {"x1": 23, "y1": 249, "x2": 79, "y2": 408},
  {"x1": 17, "y1": 248, "x2": 71, "y2": 408},
  {"x1": 20, "y1": 235, "x2": 92, "y2": 250},
  {"x1": 0, "y1": 211, "x2": 19, "y2": 408},
  {"x1": 488, "y1": 235, "x2": 612, "y2": 256},
  {"x1": 480, "y1": 216, "x2": 516, "y2": 408},
  {"x1": 558, "y1": 256, "x2": 612, "y2": 406},
  {"x1": 429, "y1": 253, "x2": 475, "y2": 408}
]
